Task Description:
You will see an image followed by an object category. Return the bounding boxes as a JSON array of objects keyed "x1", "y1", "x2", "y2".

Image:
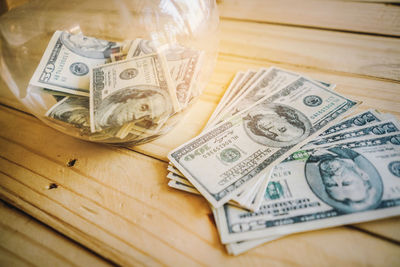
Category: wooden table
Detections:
[{"x1": 1, "y1": 0, "x2": 400, "y2": 266}]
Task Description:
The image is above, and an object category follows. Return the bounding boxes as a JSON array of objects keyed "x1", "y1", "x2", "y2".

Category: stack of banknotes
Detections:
[
  {"x1": 29, "y1": 30, "x2": 203, "y2": 142},
  {"x1": 166, "y1": 67, "x2": 400, "y2": 255}
]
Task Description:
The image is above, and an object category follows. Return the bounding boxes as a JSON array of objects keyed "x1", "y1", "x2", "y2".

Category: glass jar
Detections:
[{"x1": 0, "y1": 0, "x2": 219, "y2": 144}]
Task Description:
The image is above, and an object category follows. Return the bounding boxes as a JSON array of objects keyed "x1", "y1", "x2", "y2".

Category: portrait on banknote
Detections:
[
  {"x1": 46, "y1": 97, "x2": 90, "y2": 130},
  {"x1": 388, "y1": 161, "x2": 400, "y2": 177},
  {"x1": 60, "y1": 31, "x2": 117, "y2": 59},
  {"x1": 265, "y1": 181, "x2": 284, "y2": 200},
  {"x1": 94, "y1": 86, "x2": 172, "y2": 130},
  {"x1": 305, "y1": 147, "x2": 383, "y2": 213},
  {"x1": 119, "y1": 68, "x2": 139, "y2": 80},
  {"x1": 243, "y1": 103, "x2": 311, "y2": 147}
]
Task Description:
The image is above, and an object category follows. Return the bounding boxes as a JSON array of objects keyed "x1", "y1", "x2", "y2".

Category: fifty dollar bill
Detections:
[{"x1": 30, "y1": 31, "x2": 120, "y2": 96}]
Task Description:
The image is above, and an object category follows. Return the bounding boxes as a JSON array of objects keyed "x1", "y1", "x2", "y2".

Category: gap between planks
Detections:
[{"x1": 220, "y1": 16, "x2": 400, "y2": 39}]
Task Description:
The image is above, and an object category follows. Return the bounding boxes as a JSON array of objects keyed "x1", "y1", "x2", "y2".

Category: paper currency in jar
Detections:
[{"x1": 30, "y1": 31, "x2": 121, "y2": 96}]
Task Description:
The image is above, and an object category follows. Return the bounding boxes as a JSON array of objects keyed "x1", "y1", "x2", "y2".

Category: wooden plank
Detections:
[
  {"x1": 0, "y1": 201, "x2": 112, "y2": 267},
  {"x1": 354, "y1": 217, "x2": 400, "y2": 243},
  {"x1": 0, "y1": 105, "x2": 400, "y2": 266},
  {"x1": 4, "y1": 0, "x2": 400, "y2": 37},
  {"x1": 4, "y1": 0, "x2": 29, "y2": 10},
  {"x1": 218, "y1": 19, "x2": 400, "y2": 81},
  {"x1": 219, "y1": 0, "x2": 400, "y2": 37},
  {"x1": 0, "y1": 246, "x2": 33, "y2": 267}
]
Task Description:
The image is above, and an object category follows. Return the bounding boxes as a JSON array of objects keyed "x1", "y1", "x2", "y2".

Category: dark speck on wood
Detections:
[
  {"x1": 48, "y1": 183, "x2": 58, "y2": 190},
  {"x1": 67, "y1": 159, "x2": 77, "y2": 167}
]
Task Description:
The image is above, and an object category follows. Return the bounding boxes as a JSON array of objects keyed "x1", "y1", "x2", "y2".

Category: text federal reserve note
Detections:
[
  {"x1": 215, "y1": 133, "x2": 400, "y2": 243},
  {"x1": 169, "y1": 77, "x2": 358, "y2": 208}
]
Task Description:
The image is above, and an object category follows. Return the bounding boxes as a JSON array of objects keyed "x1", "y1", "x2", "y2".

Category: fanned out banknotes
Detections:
[
  {"x1": 29, "y1": 30, "x2": 204, "y2": 142},
  {"x1": 166, "y1": 67, "x2": 400, "y2": 255}
]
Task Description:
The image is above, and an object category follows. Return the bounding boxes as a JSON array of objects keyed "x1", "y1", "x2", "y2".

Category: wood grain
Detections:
[
  {"x1": 218, "y1": 19, "x2": 400, "y2": 81},
  {"x1": 0, "y1": 201, "x2": 111, "y2": 267},
  {"x1": 5, "y1": 0, "x2": 400, "y2": 37},
  {"x1": 0, "y1": 105, "x2": 399, "y2": 266},
  {"x1": 354, "y1": 217, "x2": 400, "y2": 244},
  {"x1": 0, "y1": 247, "x2": 33, "y2": 267},
  {"x1": 0, "y1": 0, "x2": 400, "y2": 263},
  {"x1": 4, "y1": 0, "x2": 29, "y2": 10},
  {"x1": 219, "y1": 0, "x2": 400, "y2": 36}
]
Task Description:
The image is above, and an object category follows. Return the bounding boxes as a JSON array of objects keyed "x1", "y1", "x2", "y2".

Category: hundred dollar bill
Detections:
[
  {"x1": 168, "y1": 76, "x2": 358, "y2": 208},
  {"x1": 46, "y1": 96, "x2": 90, "y2": 131},
  {"x1": 45, "y1": 96, "x2": 144, "y2": 141},
  {"x1": 205, "y1": 70, "x2": 333, "y2": 209},
  {"x1": 211, "y1": 69, "x2": 272, "y2": 128},
  {"x1": 167, "y1": 164, "x2": 185, "y2": 177},
  {"x1": 167, "y1": 172, "x2": 194, "y2": 186},
  {"x1": 168, "y1": 180, "x2": 201, "y2": 195},
  {"x1": 318, "y1": 109, "x2": 385, "y2": 137},
  {"x1": 210, "y1": 205, "x2": 281, "y2": 255},
  {"x1": 30, "y1": 31, "x2": 121, "y2": 96},
  {"x1": 164, "y1": 46, "x2": 204, "y2": 107},
  {"x1": 218, "y1": 70, "x2": 257, "y2": 113},
  {"x1": 316, "y1": 80, "x2": 336, "y2": 90},
  {"x1": 127, "y1": 38, "x2": 203, "y2": 107},
  {"x1": 225, "y1": 237, "x2": 280, "y2": 255},
  {"x1": 206, "y1": 71, "x2": 246, "y2": 126},
  {"x1": 221, "y1": 116, "x2": 399, "y2": 253},
  {"x1": 216, "y1": 69, "x2": 338, "y2": 126},
  {"x1": 167, "y1": 177, "x2": 250, "y2": 210},
  {"x1": 299, "y1": 109, "x2": 386, "y2": 149},
  {"x1": 167, "y1": 69, "x2": 335, "y2": 203},
  {"x1": 167, "y1": 69, "x2": 335, "y2": 205},
  {"x1": 127, "y1": 38, "x2": 157, "y2": 58},
  {"x1": 89, "y1": 53, "x2": 177, "y2": 132},
  {"x1": 212, "y1": 207, "x2": 280, "y2": 255},
  {"x1": 41, "y1": 88, "x2": 81, "y2": 98},
  {"x1": 111, "y1": 52, "x2": 127, "y2": 62},
  {"x1": 229, "y1": 173, "x2": 265, "y2": 209},
  {"x1": 215, "y1": 133, "x2": 400, "y2": 243},
  {"x1": 214, "y1": 67, "x2": 300, "y2": 123},
  {"x1": 170, "y1": 109, "x2": 372, "y2": 210},
  {"x1": 109, "y1": 40, "x2": 133, "y2": 62},
  {"x1": 306, "y1": 118, "x2": 400, "y2": 148}
]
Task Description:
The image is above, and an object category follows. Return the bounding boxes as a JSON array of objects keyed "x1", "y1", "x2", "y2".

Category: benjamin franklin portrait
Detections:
[
  {"x1": 94, "y1": 86, "x2": 172, "y2": 130},
  {"x1": 305, "y1": 147, "x2": 383, "y2": 213},
  {"x1": 242, "y1": 103, "x2": 311, "y2": 147},
  {"x1": 60, "y1": 31, "x2": 117, "y2": 59}
]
